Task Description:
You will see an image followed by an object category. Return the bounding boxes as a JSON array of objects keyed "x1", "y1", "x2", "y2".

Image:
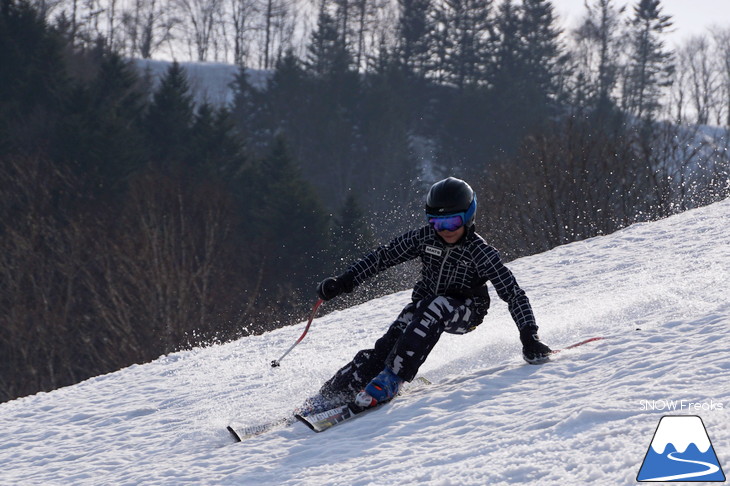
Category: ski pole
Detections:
[{"x1": 271, "y1": 298, "x2": 324, "y2": 367}]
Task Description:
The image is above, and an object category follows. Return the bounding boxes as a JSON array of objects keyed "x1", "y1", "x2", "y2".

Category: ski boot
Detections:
[{"x1": 355, "y1": 367, "x2": 403, "y2": 408}]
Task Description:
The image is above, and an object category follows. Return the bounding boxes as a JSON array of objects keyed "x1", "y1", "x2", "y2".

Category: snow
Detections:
[
  {"x1": 650, "y1": 416, "x2": 712, "y2": 454},
  {"x1": 133, "y1": 59, "x2": 270, "y2": 107},
  {"x1": 2, "y1": 199, "x2": 729, "y2": 485}
]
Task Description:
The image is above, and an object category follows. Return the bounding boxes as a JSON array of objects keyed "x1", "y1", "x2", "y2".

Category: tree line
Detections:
[
  {"x1": 1, "y1": 0, "x2": 729, "y2": 402},
  {"x1": 230, "y1": 0, "x2": 729, "y2": 248},
  {"x1": 1, "y1": 0, "x2": 376, "y2": 402}
]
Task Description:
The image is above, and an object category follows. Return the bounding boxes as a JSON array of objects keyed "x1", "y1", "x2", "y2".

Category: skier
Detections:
[{"x1": 303, "y1": 177, "x2": 551, "y2": 414}]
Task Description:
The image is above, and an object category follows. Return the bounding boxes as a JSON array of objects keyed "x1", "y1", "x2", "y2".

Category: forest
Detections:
[{"x1": 1, "y1": 0, "x2": 729, "y2": 402}]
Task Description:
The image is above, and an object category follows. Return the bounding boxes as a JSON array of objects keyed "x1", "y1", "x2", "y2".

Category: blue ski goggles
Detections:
[
  {"x1": 426, "y1": 197, "x2": 476, "y2": 232},
  {"x1": 428, "y1": 213, "x2": 465, "y2": 232}
]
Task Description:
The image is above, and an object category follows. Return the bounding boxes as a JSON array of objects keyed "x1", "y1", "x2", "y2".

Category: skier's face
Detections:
[{"x1": 437, "y1": 225, "x2": 465, "y2": 244}]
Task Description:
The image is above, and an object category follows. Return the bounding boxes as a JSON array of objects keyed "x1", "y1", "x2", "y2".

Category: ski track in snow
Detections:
[{"x1": 1, "y1": 199, "x2": 729, "y2": 485}]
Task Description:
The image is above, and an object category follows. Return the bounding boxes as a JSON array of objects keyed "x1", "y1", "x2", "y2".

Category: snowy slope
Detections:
[
  {"x1": 133, "y1": 59, "x2": 270, "y2": 107},
  {"x1": 1, "y1": 199, "x2": 729, "y2": 485}
]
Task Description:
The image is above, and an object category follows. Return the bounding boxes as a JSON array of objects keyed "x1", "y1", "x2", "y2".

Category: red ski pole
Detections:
[{"x1": 271, "y1": 299, "x2": 324, "y2": 367}]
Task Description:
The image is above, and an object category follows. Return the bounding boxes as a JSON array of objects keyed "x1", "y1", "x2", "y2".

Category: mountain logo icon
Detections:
[{"x1": 637, "y1": 415, "x2": 726, "y2": 482}]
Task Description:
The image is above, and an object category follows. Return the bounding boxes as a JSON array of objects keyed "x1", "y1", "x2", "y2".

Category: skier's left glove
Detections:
[
  {"x1": 316, "y1": 272, "x2": 355, "y2": 301},
  {"x1": 520, "y1": 327, "x2": 552, "y2": 364}
]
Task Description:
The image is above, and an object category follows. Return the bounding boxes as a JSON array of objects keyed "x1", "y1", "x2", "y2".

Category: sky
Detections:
[{"x1": 551, "y1": 0, "x2": 730, "y2": 47}]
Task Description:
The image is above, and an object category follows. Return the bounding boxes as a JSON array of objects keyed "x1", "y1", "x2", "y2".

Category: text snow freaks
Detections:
[{"x1": 640, "y1": 400, "x2": 724, "y2": 412}]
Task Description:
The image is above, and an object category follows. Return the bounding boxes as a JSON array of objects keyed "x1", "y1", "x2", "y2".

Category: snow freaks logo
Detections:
[
  {"x1": 640, "y1": 399, "x2": 724, "y2": 412},
  {"x1": 637, "y1": 415, "x2": 726, "y2": 482}
]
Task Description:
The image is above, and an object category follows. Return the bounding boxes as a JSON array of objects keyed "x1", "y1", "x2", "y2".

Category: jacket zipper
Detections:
[{"x1": 436, "y1": 246, "x2": 452, "y2": 294}]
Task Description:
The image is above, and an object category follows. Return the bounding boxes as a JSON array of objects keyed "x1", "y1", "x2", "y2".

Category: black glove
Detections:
[
  {"x1": 316, "y1": 272, "x2": 355, "y2": 301},
  {"x1": 520, "y1": 328, "x2": 552, "y2": 364},
  {"x1": 317, "y1": 277, "x2": 342, "y2": 300}
]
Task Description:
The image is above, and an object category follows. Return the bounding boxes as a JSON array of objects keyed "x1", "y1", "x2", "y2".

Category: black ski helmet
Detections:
[{"x1": 425, "y1": 177, "x2": 477, "y2": 226}]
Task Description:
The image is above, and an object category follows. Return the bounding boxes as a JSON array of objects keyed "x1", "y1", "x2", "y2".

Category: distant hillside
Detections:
[{"x1": 133, "y1": 59, "x2": 270, "y2": 107}]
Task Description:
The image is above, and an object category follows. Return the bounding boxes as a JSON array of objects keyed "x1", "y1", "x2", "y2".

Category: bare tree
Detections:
[
  {"x1": 0, "y1": 154, "x2": 89, "y2": 401},
  {"x1": 87, "y1": 171, "x2": 234, "y2": 353},
  {"x1": 174, "y1": 0, "x2": 225, "y2": 61},
  {"x1": 667, "y1": 41, "x2": 688, "y2": 124},
  {"x1": 119, "y1": 0, "x2": 177, "y2": 58},
  {"x1": 328, "y1": 0, "x2": 386, "y2": 69},
  {"x1": 477, "y1": 117, "x2": 641, "y2": 255},
  {"x1": 677, "y1": 36, "x2": 716, "y2": 125},
  {"x1": 30, "y1": 0, "x2": 66, "y2": 19},
  {"x1": 228, "y1": 0, "x2": 258, "y2": 65},
  {"x1": 351, "y1": 0, "x2": 376, "y2": 68},
  {"x1": 476, "y1": 112, "x2": 726, "y2": 261},
  {"x1": 257, "y1": 0, "x2": 298, "y2": 68},
  {"x1": 712, "y1": 27, "x2": 730, "y2": 127}
]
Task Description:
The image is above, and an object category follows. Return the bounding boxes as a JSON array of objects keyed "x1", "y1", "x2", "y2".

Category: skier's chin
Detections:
[{"x1": 438, "y1": 227, "x2": 464, "y2": 244}]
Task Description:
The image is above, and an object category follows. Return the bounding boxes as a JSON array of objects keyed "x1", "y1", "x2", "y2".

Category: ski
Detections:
[
  {"x1": 227, "y1": 416, "x2": 295, "y2": 442},
  {"x1": 295, "y1": 337, "x2": 605, "y2": 433},
  {"x1": 231, "y1": 339, "x2": 604, "y2": 439},
  {"x1": 295, "y1": 400, "x2": 390, "y2": 433}
]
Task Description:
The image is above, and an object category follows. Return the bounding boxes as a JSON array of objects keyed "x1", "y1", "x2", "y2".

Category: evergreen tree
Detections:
[
  {"x1": 490, "y1": 0, "x2": 521, "y2": 86},
  {"x1": 331, "y1": 193, "x2": 374, "y2": 264},
  {"x1": 519, "y1": 0, "x2": 567, "y2": 115},
  {"x1": 189, "y1": 104, "x2": 247, "y2": 178},
  {"x1": 263, "y1": 50, "x2": 310, "y2": 149},
  {"x1": 485, "y1": 0, "x2": 528, "y2": 151},
  {"x1": 303, "y1": 13, "x2": 362, "y2": 205},
  {"x1": 145, "y1": 62, "x2": 195, "y2": 169},
  {"x1": 430, "y1": 0, "x2": 493, "y2": 90},
  {"x1": 485, "y1": 0, "x2": 567, "y2": 151},
  {"x1": 572, "y1": 0, "x2": 626, "y2": 114},
  {"x1": 359, "y1": 58, "x2": 418, "y2": 217},
  {"x1": 230, "y1": 67, "x2": 267, "y2": 155},
  {"x1": 396, "y1": 0, "x2": 433, "y2": 78},
  {"x1": 55, "y1": 53, "x2": 147, "y2": 193},
  {"x1": 306, "y1": 12, "x2": 352, "y2": 79},
  {"x1": 622, "y1": 0, "x2": 674, "y2": 121},
  {"x1": 243, "y1": 137, "x2": 330, "y2": 301},
  {"x1": 0, "y1": 0, "x2": 70, "y2": 156}
]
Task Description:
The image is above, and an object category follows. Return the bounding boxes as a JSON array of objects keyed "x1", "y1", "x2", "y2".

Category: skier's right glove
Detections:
[
  {"x1": 520, "y1": 327, "x2": 552, "y2": 364},
  {"x1": 316, "y1": 272, "x2": 355, "y2": 301}
]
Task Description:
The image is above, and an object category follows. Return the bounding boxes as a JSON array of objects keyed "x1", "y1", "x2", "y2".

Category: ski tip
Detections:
[
  {"x1": 227, "y1": 425, "x2": 242, "y2": 443},
  {"x1": 413, "y1": 376, "x2": 433, "y2": 386},
  {"x1": 294, "y1": 414, "x2": 323, "y2": 432}
]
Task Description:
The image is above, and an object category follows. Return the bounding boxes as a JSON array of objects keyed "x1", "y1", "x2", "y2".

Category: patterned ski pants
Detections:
[{"x1": 319, "y1": 296, "x2": 482, "y2": 399}]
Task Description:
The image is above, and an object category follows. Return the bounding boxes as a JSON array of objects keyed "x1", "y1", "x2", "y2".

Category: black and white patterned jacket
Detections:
[{"x1": 344, "y1": 225, "x2": 537, "y2": 331}]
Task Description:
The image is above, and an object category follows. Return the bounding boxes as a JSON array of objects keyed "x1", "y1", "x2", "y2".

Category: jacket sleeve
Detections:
[
  {"x1": 474, "y1": 244, "x2": 537, "y2": 331},
  {"x1": 345, "y1": 228, "x2": 423, "y2": 286}
]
